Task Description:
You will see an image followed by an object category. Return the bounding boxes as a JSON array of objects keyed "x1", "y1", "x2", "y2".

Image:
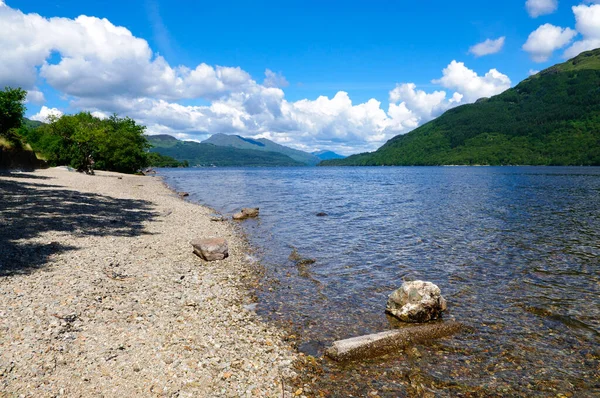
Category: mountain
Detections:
[
  {"x1": 321, "y1": 49, "x2": 600, "y2": 166},
  {"x1": 203, "y1": 133, "x2": 321, "y2": 165},
  {"x1": 22, "y1": 117, "x2": 44, "y2": 129},
  {"x1": 312, "y1": 150, "x2": 345, "y2": 160},
  {"x1": 147, "y1": 135, "x2": 303, "y2": 167}
]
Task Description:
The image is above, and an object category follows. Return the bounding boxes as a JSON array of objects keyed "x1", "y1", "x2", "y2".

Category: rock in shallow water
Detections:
[
  {"x1": 191, "y1": 238, "x2": 229, "y2": 261},
  {"x1": 386, "y1": 280, "x2": 447, "y2": 323},
  {"x1": 232, "y1": 208, "x2": 259, "y2": 220}
]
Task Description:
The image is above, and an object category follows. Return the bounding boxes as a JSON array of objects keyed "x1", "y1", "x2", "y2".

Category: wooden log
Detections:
[{"x1": 325, "y1": 321, "x2": 464, "y2": 362}]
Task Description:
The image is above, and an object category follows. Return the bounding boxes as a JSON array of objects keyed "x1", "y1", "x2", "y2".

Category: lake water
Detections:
[{"x1": 160, "y1": 166, "x2": 600, "y2": 397}]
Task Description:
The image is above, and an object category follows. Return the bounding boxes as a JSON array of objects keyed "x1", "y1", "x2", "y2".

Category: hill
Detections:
[
  {"x1": 203, "y1": 133, "x2": 321, "y2": 165},
  {"x1": 312, "y1": 150, "x2": 345, "y2": 161},
  {"x1": 23, "y1": 117, "x2": 44, "y2": 130},
  {"x1": 147, "y1": 135, "x2": 303, "y2": 167},
  {"x1": 321, "y1": 49, "x2": 600, "y2": 166}
]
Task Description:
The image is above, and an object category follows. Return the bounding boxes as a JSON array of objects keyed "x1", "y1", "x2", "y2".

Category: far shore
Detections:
[{"x1": 0, "y1": 167, "x2": 296, "y2": 397}]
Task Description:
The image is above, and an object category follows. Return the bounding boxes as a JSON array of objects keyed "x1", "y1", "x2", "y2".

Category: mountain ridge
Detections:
[
  {"x1": 147, "y1": 135, "x2": 304, "y2": 167},
  {"x1": 203, "y1": 133, "x2": 321, "y2": 165},
  {"x1": 321, "y1": 48, "x2": 600, "y2": 166}
]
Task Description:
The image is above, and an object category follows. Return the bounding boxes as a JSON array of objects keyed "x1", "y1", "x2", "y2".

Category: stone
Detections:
[
  {"x1": 209, "y1": 213, "x2": 225, "y2": 222},
  {"x1": 325, "y1": 321, "x2": 463, "y2": 361},
  {"x1": 385, "y1": 280, "x2": 447, "y2": 323},
  {"x1": 191, "y1": 238, "x2": 229, "y2": 261},
  {"x1": 232, "y1": 208, "x2": 259, "y2": 220},
  {"x1": 178, "y1": 192, "x2": 189, "y2": 198},
  {"x1": 316, "y1": 212, "x2": 328, "y2": 217}
]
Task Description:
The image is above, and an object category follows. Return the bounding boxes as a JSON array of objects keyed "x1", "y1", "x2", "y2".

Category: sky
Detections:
[{"x1": 1, "y1": 0, "x2": 599, "y2": 155}]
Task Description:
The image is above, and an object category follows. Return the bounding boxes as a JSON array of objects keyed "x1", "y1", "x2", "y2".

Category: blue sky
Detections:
[{"x1": 2, "y1": 0, "x2": 599, "y2": 154}]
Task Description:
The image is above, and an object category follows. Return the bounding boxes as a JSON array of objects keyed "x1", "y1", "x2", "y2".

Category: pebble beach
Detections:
[{"x1": 0, "y1": 168, "x2": 297, "y2": 397}]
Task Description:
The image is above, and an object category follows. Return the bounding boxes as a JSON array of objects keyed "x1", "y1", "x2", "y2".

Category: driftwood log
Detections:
[{"x1": 325, "y1": 321, "x2": 464, "y2": 362}]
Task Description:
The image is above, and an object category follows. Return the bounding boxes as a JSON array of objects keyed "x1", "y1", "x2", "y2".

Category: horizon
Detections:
[{"x1": 2, "y1": 0, "x2": 599, "y2": 155}]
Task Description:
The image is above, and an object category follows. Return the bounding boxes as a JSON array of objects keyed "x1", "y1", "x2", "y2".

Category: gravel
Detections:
[{"x1": 0, "y1": 168, "x2": 297, "y2": 397}]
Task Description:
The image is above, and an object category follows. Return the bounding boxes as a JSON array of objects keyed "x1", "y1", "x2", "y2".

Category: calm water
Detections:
[{"x1": 160, "y1": 166, "x2": 600, "y2": 396}]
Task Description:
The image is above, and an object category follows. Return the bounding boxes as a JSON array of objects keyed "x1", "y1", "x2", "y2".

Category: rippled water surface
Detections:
[{"x1": 160, "y1": 166, "x2": 600, "y2": 396}]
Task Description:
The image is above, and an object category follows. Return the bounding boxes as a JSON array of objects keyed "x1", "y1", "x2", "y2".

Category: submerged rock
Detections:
[
  {"x1": 325, "y1": 321, "x2": 464, "y2": 361},
  {"x1": 316, "y1": 212, "x2": 328, "y2": 217},
  {"x1": 191, "y1": 238, "x2": 229, "y2": 261},
  {"x1": 232, "y1": 207, "x2": 260, "y2": 220},
  {"x1": 386, "y1": 280, "x2": 447, "y2": 323}
]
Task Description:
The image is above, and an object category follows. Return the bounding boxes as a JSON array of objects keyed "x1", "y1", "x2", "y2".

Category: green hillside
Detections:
[
  {"x1": 203, "y1": 133, "x2": 321, "y2": 165},
  {"x1": 322, "y1": 49, "x2": 600, "y2": 166},
  {"x1": 147, "y1": 135, "x2": 303, "y2": 167}
]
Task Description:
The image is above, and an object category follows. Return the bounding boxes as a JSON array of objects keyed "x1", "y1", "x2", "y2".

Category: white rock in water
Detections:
[
  {"x1": 386, "y1": 280, "x2": 447, "y2": 323},
  {"x1": 191, "y1": 238, "x2": 229, "y2": 261}
]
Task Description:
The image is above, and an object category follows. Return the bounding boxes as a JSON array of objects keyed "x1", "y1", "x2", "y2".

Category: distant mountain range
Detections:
[
  {"x1": 203, "y1": 133, "x2": 323, "y2": 165},
  {"x1": 148, "y1": 133, "x2": 345, "y2": 167},
  {"x1": 311, "y1": 150, "x2": 346, "y2": 160},
  {"x1": 322, "y1": 48, "x2": 600, "y2": 166}
]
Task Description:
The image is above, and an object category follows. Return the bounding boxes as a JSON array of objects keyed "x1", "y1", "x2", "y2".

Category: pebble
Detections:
[{"x1": 0, "y1": 168, "x2": 297, "y2": 397}]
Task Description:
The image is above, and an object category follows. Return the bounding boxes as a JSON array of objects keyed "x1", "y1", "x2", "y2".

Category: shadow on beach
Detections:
[{"x1": 0, "y1": 173, "x2": 157, "y2": 276}]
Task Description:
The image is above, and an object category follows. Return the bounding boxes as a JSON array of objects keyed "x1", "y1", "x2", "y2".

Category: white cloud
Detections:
[
  {"x1": 91, "y1": 111, "x2": 109, "y2": 119},
  {"x1": 529, "y1": 69, "x2": 540, "y2": 75},
  {"x1": 389, "y1": 83, "x2": 461, "y2": 122},
  {"x1": 263, "y1": 69, "x2": 289, "y2": 88},
  {"x1": 433, "y1": 61, "x2": 511, "y2": 102},
  {"x1": 26, "y1": 90, "x2": 46, "y2": 105},
  {"x1": 564, "y1": 4, "x2": 600, "y2": 58},
  {"x1": 0, "y1": 3, "x2": 512, "y2": 155},
  {"x1": 523, "y1": 24, "x2": 577, "y2": 62},
  {"x1": 469, "y1": 37, "x2": 506, "y2": 57},
  {"x1": 30, "y1": 106, "x2": 63, "y2": 122},
  {"x1": 573, "y1": 3, "x2": 600, "y2": 37},
  {"x1": 526, "y1": 0, "x2": 558, "y2": 17}
]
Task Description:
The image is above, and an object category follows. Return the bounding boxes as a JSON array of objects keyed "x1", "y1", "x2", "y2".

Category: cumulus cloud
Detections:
[
  {"x1": 0, "y1": 3, "x2": 512, "y2": 154},
  {"x1": 433, "y1": 61, "x2": 511, "y2": 102},
  {"x1": 0, "y1": 5, "x2": 254, "y2": 100},
  {"x1": 564, "y1": 4, "x2": 600, "y2": 58},
  {"x1": 263, "y1": 69, "x2": 289, "y2": 88},
  {"x1": 529, "y1": 69, "x2": 540, "y2": 75},
  {"x1": 26, "y1": 90, "x2": 46, "y2": 105},
  {"x1": 526, "y1": 0, "x2": 558, "y2": 17},
  {"x1": 469, "y1": 37, "x2": 506, "y2": 57},
  {"x1": 30, "y1": 106, "x2": 63, "y2": 122},
  {"x1": 523, "y1": 24, "x2": 577, "y2": 62}
]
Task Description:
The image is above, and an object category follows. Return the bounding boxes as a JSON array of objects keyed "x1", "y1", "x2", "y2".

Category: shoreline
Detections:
[{"x1": 0, "y1": 168, "x2": 297, "y2": 397}]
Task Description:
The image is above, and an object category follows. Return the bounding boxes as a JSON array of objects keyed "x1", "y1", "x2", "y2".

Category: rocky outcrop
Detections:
[
  {"x1": 232, "y1": 208, "x2": 259, "y2": 220},
  {"x1": 191, "y1": 238, "x2": 229, "y2": 261},
  {"x1": 386, "y1": 280, "x2": 447, "y2": 323}
]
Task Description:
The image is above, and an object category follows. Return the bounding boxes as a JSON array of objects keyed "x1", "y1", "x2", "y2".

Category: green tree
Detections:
[
  {"x1": 94, "y1": 115, "x2": 150, "y2": 173},
  {"x1": 33, "y1": 112, "x2": 151, "y2": 174},
  {"x1": 0, "y1": 87, "x2": 27, "y2": 144}
]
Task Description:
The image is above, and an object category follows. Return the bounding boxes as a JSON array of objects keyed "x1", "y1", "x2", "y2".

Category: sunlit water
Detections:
[{"x1": 160, "y1": 166, "x2": 600, "y2": 396}]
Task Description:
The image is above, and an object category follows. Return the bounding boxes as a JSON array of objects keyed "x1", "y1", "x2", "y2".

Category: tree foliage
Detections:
[
  {"x1": 147, "y1": 152, "x2": 189, "y2": 167},
  {"x1": 22, "y1": 112, "x2": 151, "y2": 174},
  {"x1": 0, "y1": 87, "x2": 27, "y2": 144}
]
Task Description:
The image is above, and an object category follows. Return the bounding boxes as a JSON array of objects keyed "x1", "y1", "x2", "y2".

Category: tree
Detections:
[
  {"x1": 94, "y1": 115, "x2": 150, "y2": 173},
  {"x1": 0, "y1": 87, "x2": 27, "y2": 143},
  {"x1": 32, "y1": 112, "x2": 151, "y2": 174}
]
